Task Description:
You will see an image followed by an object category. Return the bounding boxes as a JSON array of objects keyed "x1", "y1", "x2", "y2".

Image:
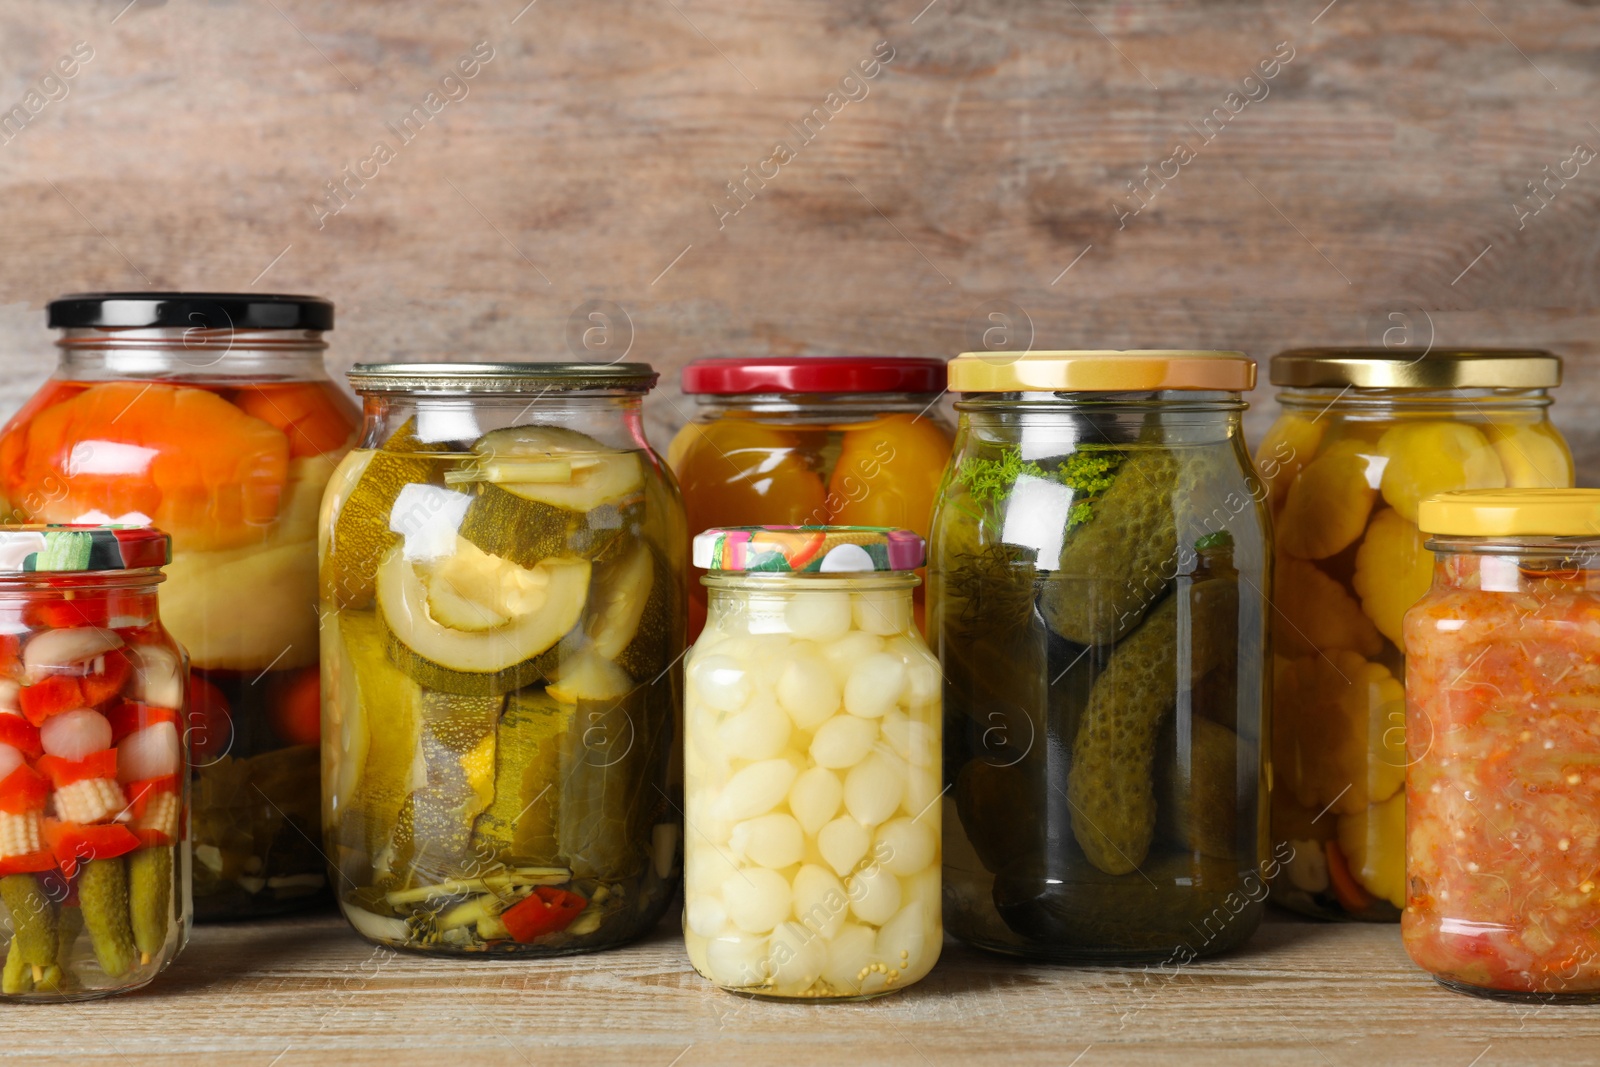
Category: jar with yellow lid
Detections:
[
  {"x1": 1404, "y1": 489, "x2": 1600, "y2": 999},
  {"x1": 932, "y1": 351, "x2": 1272, "y2": 962},
  {"x1": 1261, "y1": 349, "x2": 1573, "y2": 922}
]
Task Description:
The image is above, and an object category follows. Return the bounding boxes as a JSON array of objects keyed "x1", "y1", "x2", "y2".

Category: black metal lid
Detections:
[{"x1": 48, "y1": 292, "x2": 334, "y2": 331}]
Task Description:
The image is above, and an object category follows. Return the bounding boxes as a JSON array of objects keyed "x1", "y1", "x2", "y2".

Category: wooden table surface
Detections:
[{"x1": 8, "y1": 910, "x2": 1596, "y2": 1066}]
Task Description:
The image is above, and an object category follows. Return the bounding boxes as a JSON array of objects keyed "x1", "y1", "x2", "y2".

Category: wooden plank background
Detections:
[{"x1": 0, "y1": 0, "x2": 1597, "y2": 470}]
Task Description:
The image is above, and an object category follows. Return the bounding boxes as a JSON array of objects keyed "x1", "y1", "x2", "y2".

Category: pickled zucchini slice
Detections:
[
  {"x1": 584, "y1": 544, "x2": 671, "y2": 678},
  {"x1": 546, "y1": 649, "x2": 633, "y2": 705},
  {"x1": 376, "y1": 538, "x2": 590, "y2": 695},
  {"x1": 472, "y1": 689, "x2": 571, "y2": 866},
  {"x1": 470, "y1": 425, "x2": 644, "y2": 511}
]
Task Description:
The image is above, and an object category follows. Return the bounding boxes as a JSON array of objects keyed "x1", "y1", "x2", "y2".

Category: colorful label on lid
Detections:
[{"x1": 693, "y1": 525, "x2": 925, "y2": 573}]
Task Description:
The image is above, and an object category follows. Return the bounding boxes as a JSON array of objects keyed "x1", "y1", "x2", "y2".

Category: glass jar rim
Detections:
[
  {"x1": 347, "y1": 361, "x2": 658, "y2": 395},
  {"x1": 702, "y1": 571, "x2": 919, "y2": 592}
]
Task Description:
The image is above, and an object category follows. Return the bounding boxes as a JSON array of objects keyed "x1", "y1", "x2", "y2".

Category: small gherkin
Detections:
[
  {"x1": 128, "y1": 848, "x2": 173, "y2": 962},
  {"x1": 78, "y1": 858, "x2": 136, "y2": 978},
  {"x1": 1066, "y1": 575, "x2": 1238, "y2": 875},
  {"x1": 0, "y1": 873, "x2": 57, "y2": 970}
]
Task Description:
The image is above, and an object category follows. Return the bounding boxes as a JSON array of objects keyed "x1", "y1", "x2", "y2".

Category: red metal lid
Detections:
[{"x1": 681, "y1": 356, "x2": 947, "y2": 395}]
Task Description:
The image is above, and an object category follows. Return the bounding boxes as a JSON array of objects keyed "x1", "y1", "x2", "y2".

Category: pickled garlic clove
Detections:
[
  {"x1": 711, "y1": 759, "x2": 798, "y2": 822},
  {"x1": 842, "y1": 653, "x2": 907, "y2": 718},
  {"x1": 0, "y1": 743, "x2": 23, "y2": 779},
  {"x1": 23, "y1": 627, "x2": 124, "y2": 677},
  {"x1": 818, "y1": 816, "x2": 871, "y2": 877},
  {"x1": 844, "y1": 749, "x2": 905, "y2": 827},
  {"x1": 722, "y1": 867, "x2": 792, "y2": 933},
  {"x1": 809, "y1": 714, "x2": 878, "y2": 769},
  {"x1": 730, "y1": 813, "x2": 804, "y2": 869},
  {"x1": 791, "y1": 864, "x2": 848, "y2": 940},
  {"x1": 124, "y1": 644, "x2": 183, "y2": 709},
  {"x1": 873, "y1": 817, "x2": 937, "y2": 876},
  {"x1": 784, "y1": 592, "x2": 852, "y2": 643},
  {"x1": 0, "y1": 680, "x2": 19, "y2": 715},
  {"x1": 40, "y1": 708, "x2": 112, "y2": 761},
  {"x1": 775, "y1": 654, "x2": 840, "y2": 729},
  {"x1": 768, "y1": 921, "x2": 827, "y2": 991},
  {"x1": 846, "y1": 864, "x2": 901, "y2": 926},
  {"x1": 715, "y1": 699, "x2": 791, "y2": 762},
  {"x1": 688, "y1": 654, "x2": 753, "y2": 713},
  {"x1": 118, "y1": 720, "x2": 181, "y2": 782},
  {"x1": 787, "y1": 767, "x2": 843, "y2": 836}
]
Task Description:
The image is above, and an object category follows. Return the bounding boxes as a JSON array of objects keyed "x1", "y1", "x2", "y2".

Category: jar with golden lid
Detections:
[{"x1": 1260, "y1": 348, "x2": 1572, "y2": 921}]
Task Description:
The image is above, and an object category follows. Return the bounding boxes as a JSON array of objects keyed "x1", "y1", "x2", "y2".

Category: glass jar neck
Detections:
[
  {"x1": 703, "y1": 572, "x2": 918, "y2": 633},
  {"x1": 1429, "y1": 537, "x2": 1600, "y2": 593},
  {"x1": 1277, "y1": 386, "x2": 1551, "y2": 416},
  {"x1": 954, "y1": 391, "x2": 1244, "y2": 447},
  {"x1": 691, "y1": 392, "x2": 939, "y2": 422},
  {"x1": 55, "y1": 327, "x2": 330, "y2": 383},
  {"x1": 360, "y1": 390, "x2": 650, "y2": 452}
]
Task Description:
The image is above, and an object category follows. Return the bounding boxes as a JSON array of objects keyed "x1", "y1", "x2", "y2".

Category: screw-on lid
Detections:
[
  {"x1": 693, "y1": 526, "x2": 926, "y2": 573},
  {"x1": 0, "y1": 526, "x2": 170, "y2": 574},
  {"x1": 1418, "y1": 489, "x2": 1600, "y2": 538},
  {"x1": 48, "y1": 293, "x2": 333, "y2": 331},
  {"x1": 948, "y1": 350, "x2": 1255, "y2": 392},
  {"x1": 1270, "y1": 348, "x2": 1561, "y2": 389},
  {"x1": 347, "y1": 362, "x2": 658, "y2": 394},
  {"x1": 682, "y1": 357, "x2": 946, "y2": 395}
]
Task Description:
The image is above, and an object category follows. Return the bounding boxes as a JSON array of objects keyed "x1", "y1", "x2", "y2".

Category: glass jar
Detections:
[
  {"x1": 322, "y1": 362, "x2": 684, "y2": 955},
  {"x1": 1261, "y1": 349, "x2": 1572, "y2": 921},
  {"x1": 933, "y1": 351, "x2": 1270, "y2": 963},
  {"x1": 0, "y1": 293, "x2": 357, "y2": 921},
  {"x1": 0, "y1": 525, "x2": 188, "y2": 1001},
  {"x1": 683, "y1": 526, "x2": 941, "y2": 999},
  {"x1": 668, "y1": 357, "x2": 953, "y2": 639},
  {"x1": 1404, "y1": 490, "x2": 1600, "y2": 1000}
]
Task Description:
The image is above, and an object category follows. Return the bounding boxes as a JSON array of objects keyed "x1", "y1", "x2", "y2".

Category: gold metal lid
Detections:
[
  {"x1": 948, "y1": 350, "x2": 1255, "y2": 392},
  {"x1": 347, "y1": 361, "x2": 657, "y2": 394},
  {"x1": 1270, "y1": 348, "x2": 1561, "y2": 389},
  {"x1": 1418, "y1": 489, "x2": 1600, "y2": 537}
]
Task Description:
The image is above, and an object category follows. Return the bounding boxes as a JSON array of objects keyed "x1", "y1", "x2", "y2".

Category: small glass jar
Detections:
[
  {"x1": 668, "y1": 357, "x2": 953, "y2": 639},
  {"x1": 0, "y1": 525, "x2": 188, "y2": 1001},
  {"x1": 933, "y1": 351, "x2": 1271, "y2": 962},
  {"x1": 0, "y1": 292, "x2": 358, "y2": 921},
  {"x1": 683, "y1": 526, "x2": 941, "y2": 999},
  {"x1": 1404, "y1": 490, "x2": 1600, "y2": 1001},
  {"x1": 322, "y1": 362, "x2": 684, "y2": 955},
  {"x1": 1261, "y1": 349, "x2": 1572, "y2": 921}
]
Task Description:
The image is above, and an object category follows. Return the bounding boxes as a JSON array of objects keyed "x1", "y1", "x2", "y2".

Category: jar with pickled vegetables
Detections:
[
  {"x1": 1260, "y1": 349, "x2": 1572, "y2": 921},
  {"x1": 322, "y1": 362, "x2": 684, "y2": 954},
  {"x1": 0, "y1": 525, "x2": 188, "y2": 1001},
  {"x1": 1404, "y1": 490, "x2": 1600, "y2": 1000},
  {"x1": 933, "y1": 351, "x2": 1270, "y2": 962},
  {"x1": 668, "y1": 357, "x2": 952, "y2": 639},
  {"x1": 0, "y1": 293, "x2": 358, "y2": 920},
  {"x1": 684, "y1": 526, "x2": 941, "y2": 998}
]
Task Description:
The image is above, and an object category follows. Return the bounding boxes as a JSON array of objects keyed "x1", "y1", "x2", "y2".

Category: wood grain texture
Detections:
[
  {"x1": 5, "y1": 914, "x2": 1598, "y2": 1066},
  {"x1": 0, "y1": 0, "x2": 1597, "y2": 474}
]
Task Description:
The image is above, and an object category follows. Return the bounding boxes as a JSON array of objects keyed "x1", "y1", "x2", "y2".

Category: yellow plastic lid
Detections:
[
  {"x1": 948, "y1": 350, "x2": 1255, "y2": 393},
  {"x1": 1417, "y1": 489, "x2": 1600, "y2": 537}
]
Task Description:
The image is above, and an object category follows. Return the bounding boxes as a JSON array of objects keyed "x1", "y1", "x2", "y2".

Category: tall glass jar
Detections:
[
  {"x1": 683, "y1": 526, "x2": 941, "y2": 999},
  {"x1": 1261, "y1": 349, "x2": 1572, "y2": 921},
  {"x1": 1404, "y1": 490, "x2": 1600, "y2": 1000},
  {"x1": 322, "y1": 363, "x2": 684, "y2": 955},
  {"x1": 0, "y1": 293, "x2": 358, "y2": 921},
  {"x1": 933, "y1": 351, "x2": 1271, "y2": 962},
  {"x1": 0, "y1": 525, "x2": 188, "y2": 1001},
  {"x1": 668, "y1": 357, "x2": 953, "y2": 639}
]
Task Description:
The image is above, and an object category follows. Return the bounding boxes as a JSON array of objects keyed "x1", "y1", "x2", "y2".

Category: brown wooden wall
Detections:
[{"x1": 0, "y1": 0, "x2": 1596, "y2": 473}]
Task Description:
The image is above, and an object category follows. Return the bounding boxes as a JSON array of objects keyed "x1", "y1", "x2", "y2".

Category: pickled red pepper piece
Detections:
[{"x1": 500, "y1": 886, "x2": 586, "y2": 942}]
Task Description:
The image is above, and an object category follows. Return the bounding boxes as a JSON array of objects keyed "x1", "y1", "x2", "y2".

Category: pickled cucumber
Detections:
[
  {"x1": 2, "y1": 938, "x2": 28, "y2": 994},
  {"x1": 1066, "y1": 577, "x2": 1236, "y2": 875},
  {"x1": 388, "y1": 692, "x2": 504, "y2": 886},
  {"x1": 1156, "y1": 715, "x2": 1242, "y2": 860},
  {"x1": 1039, "y1": 448, "x2": 1180, "y2": 645},
  {"x1": 322, "y1": 420, "x2": 445, "y2": 610},
  {"x1": 0, "y1": 874, "x2": 56, "y2": 970},
  {"x1": 471, "y1": 689, "x2": 571, "y2": 865},
  {"x1": 129, "y1": 848, "x2": 172, "y2": 962},
  {"x1": 78, "y1": 858, "x2": 136, "y2": 978}
]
